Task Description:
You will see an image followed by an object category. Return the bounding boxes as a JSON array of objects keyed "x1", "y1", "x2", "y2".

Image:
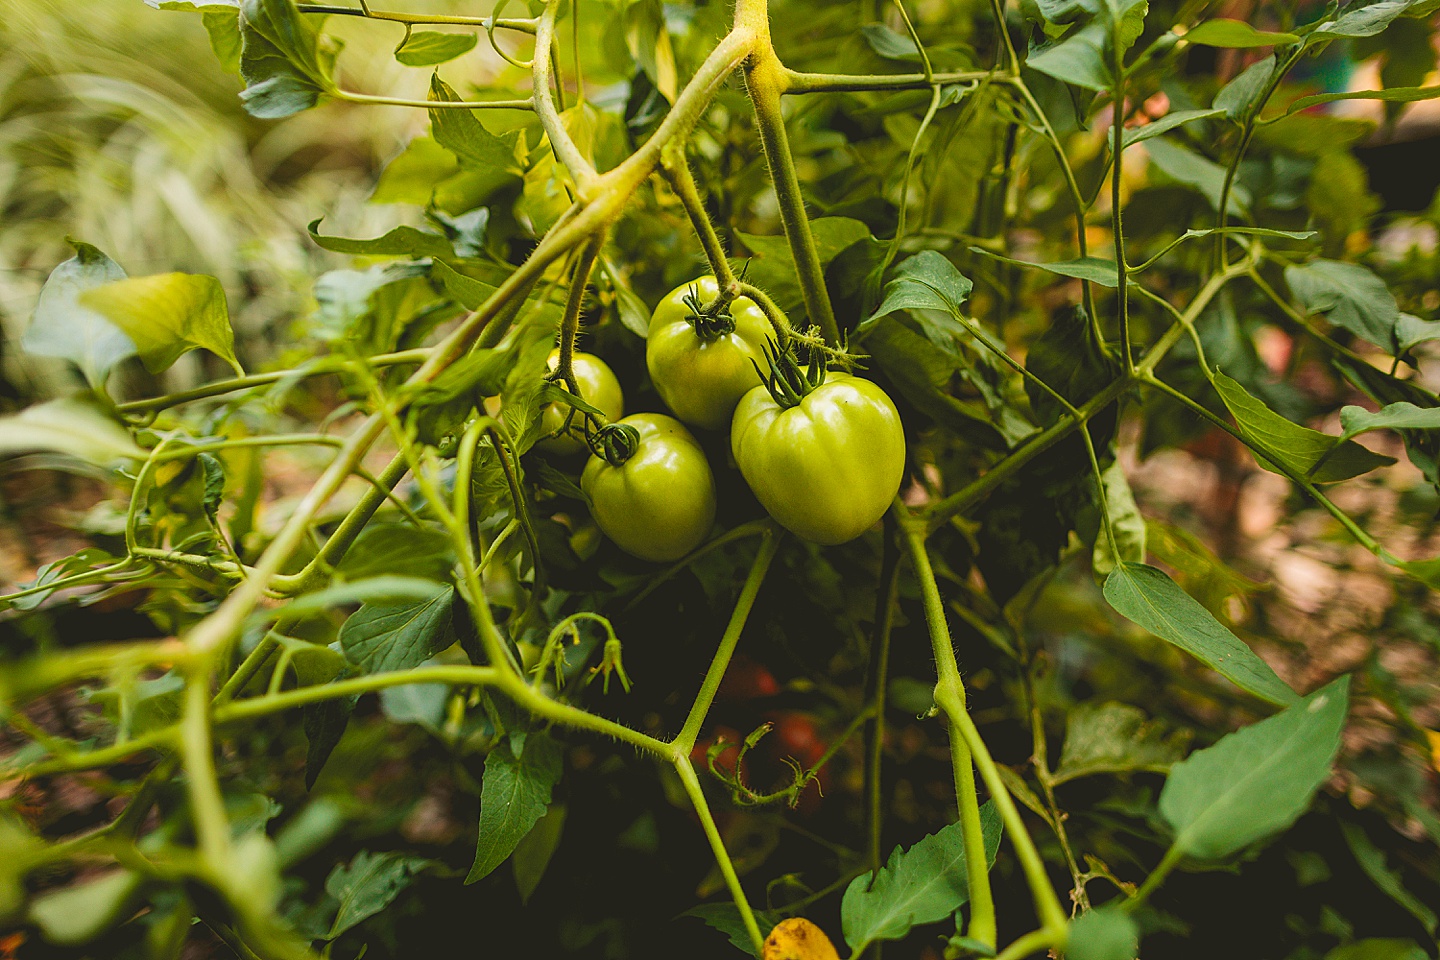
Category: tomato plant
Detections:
[{"x1": 1, "y1": 0, "x2": 1438, "y2": 958}]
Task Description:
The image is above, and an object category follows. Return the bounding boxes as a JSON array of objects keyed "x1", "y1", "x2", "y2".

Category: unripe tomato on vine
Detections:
[
  {"x1": 646, "y1": 276, "x2": 771, "y2": 431},
  {"x1": 581, "y1": 413, "x2": 717, "y2": 562},
  {"x1": 538, "y1": 349, "x2": 624, "y2": 456},
  {"x1": 731, "y1": 342, "x2": 905, "y2": 545}
]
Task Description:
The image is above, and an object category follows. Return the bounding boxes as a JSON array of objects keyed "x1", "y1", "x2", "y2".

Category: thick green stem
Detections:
[
  {"x1": 781, "y1": 68, "x2": 995, "y2": 93},
  {"x1": 180, "y1": 668, "x2": 231, "y2": 868},
  {"x1": 900, "y1": 516, "x2": 997, "y2": 949},
  {"x1": 660, "y1": 142, "x2": 739, "y2": 294},
  {"x1": 743, "y1": 48, "x2": 841, "y2": 344},
  {"x1": 554, "y1": 233, "x2": 605, "y2": 393},
  {"x1": 675, "y1": 528, "x2": 780, "y2": 752},
  {"x1": 675, "y1": 757, "x2": 767, "y2": 954},
  {"x1": 533, "y1": 1, "x2": 598, "y2": 188}
]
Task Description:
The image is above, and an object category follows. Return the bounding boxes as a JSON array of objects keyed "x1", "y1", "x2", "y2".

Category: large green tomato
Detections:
[
  {"x1": 731, "y1": 372, "x2": 905, "y2": 545},
  {"x1": 538, "y1": 349, "x2": 624, "y2": 456},
  {"x1": 646, "y1": 276, "x2": 771, "y2": 431},
  {"x1": 581, "y1": 413, "x2": 717, "y2": 562}
]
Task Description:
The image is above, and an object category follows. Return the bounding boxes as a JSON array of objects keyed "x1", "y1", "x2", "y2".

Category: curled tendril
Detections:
[
  {"x1": 487, "y1": 0, "x2": 535, "y2": 69},
  {"x1": 587, "y1": 422, "x2": 641, "y2": 466},
  {"x1": 704, "y1": 723, "x2": 817, "y2": 810},
  {"x1": 681, "y1": 284, "x2": 736, "y2": 341}
]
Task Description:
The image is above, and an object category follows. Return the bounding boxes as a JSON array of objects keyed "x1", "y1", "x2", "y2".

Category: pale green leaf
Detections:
[
  {"x1": 27, "y1": 870, "x2": 142, "y2": 946},
  {"x1": 1093, "y1": 459, "x2": 1146, "y2": 576},
  {"x1": 1339, "y1": 402, "x2": 1440, "y2": 442},
  {"x1": 1103, "y1": 561, "x2": 1299, "y2": 706},
  {"x1": 80, "y1": 273, "x2": 241, "y2": 375},
  {"x1": 1067, "y1": 907, "x2": 1140, "y2": 960},
  {"x1": 1054, "y1": 700, "x2": 1190, "y2": 784},
  {"x1": 23, "y1": 240, "x2": 135, "y2": 388},
  {"x1": 1160, "y1": 676, "x2": 1349, "y2": 858},
  {"x1": 1145, "y1": 138, "x2": 1251, "y2": 215},
  {"x1": 1285, "y1": 260, "x2": 1401, "y2": 354},
  {"x1": 969, "y1": 247, "x2": 1122, "y2": 287},
  {"x1": 394, "y1": 30, "x2": 477, "y2": 67},
  {"x1": 1183, "y1": 19, "x2": 1298, "y2": 47},
  {"x1": 0, "y1": 397, "x2": 144, "y2": 466}
]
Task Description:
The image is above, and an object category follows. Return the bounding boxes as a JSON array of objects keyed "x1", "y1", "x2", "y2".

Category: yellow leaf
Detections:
[
  {"x1": 762, "y1": 918, "x2": 840, "y2": 960},
  {"x1": 1427, "y1": 729, "x2": 1440, "y2": 773}
]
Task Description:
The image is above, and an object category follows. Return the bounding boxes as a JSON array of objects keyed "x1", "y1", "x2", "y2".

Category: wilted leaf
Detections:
[
  {"x1": 763, "y1": 918, "x2": 841, "y2": 960},
  {"x1": 1055, "y1": 700, "x2": 1189, "y2": 783}
]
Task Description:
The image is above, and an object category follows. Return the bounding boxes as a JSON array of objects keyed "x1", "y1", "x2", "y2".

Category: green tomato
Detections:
[
  {"x1": 581, "y1": 413, "x2": 717, "y2": 562},
  {"x1": 731, "y1": 372, "x2": 905, "y2": 545},
  {"x1": 646, "y1": 276, "x2": 771, "y2": 431},
  {"x1": 538, "y1": 349, "x2": 624, "y2": 456}
]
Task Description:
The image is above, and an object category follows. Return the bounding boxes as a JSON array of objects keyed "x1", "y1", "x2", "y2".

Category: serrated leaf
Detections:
[
  {"x1": 1067, "y1": 907, "x2": 1140, "y2": 960},
  {"x1": 862, "y1": 250, "x2": 973, "y2": 331},
  {"x1": 395, "y1": 30, "x2": 478, "y2": 67},
  {"x1": 1213, "y1": 371, "x2": 1395, "y2": 482},
  {"x1": 1103, "y1": 562, "x2": 1299, "y2": 706},
  {"x1": 429, "y1": 75, "x2": 520, "y2": 171},
  {"x1": 1159, "y1": 676, "x2": 1349, "y2": 859},
  {"x1": 0, "y1": 396, "x2": 144, "y2": 466},
  {"x1": 308, "y1": 219, "x2": 454, "y2": 259},
  {"x1": 1054, "y1": 701, "x2": 1190, "y2": 783},
  {"x1": 1285, "y1": 260, "x2": 1402, "y2": 354},
  {"x1": 324, "y1": 851, "x2": 431, "y2": 939},
  {"x1": 684, "y1": 903, "x2": 784, "y2": 958},
  {"x1": 23, "y1": 240, "x2": 135, "y2": 388},
  {"x1": 1183, "y1": 19, "x2": 1298, "y2": 47},
  {"x1": 840, "y1": 804, "x2": 1002, "y2": 953},
  {"x1": 79, "y1": 273, "x2": 241, "y2": 375},
  {"x1": 335, "y1": 523, "x2": 455, "y2": 583},
  {"x1": 338, "y1": 586, "x2": 456, "y2": 674},
  {"x1": 466, "y1": 734, "x2": 563, "y2": 883}
]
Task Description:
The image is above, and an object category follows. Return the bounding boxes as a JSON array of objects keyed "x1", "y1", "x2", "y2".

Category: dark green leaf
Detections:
[
  {"x1": 238, "y1": 0, "x2": 336, "y2": 118},
  {"x1": 1325, "y1": 942, "x2": 1429, "y2": 960},
  {"x1": 80, "y1": 273, "x2": 241, "y2": 375},
  {"x1": 1285, "y1": 260, "x2": 1401, "y2": 354},
  {"x1": 512, "y1": 803, "x2": 566, "y2": 904},
  {"x1": 324, "y1": 850, "x2": 431, "y2": 939},
  {"x1": 304, "y1": 696, "x2": 354, "y2": 789},
  {"x1": 737, "y1": 218, "x2": 873, "y2": 315},
  {"x1": 1213, "y1": 371, "x2": 1395, "y2": 482},
  {"x1": 970, "y1": 247, "x2": 1122, "y2": 286},
  {"x1": 1027, "y1": 305, "x2": 1120, "y2": 429},
  {"x1": 683, "y1": 903, "x2": 783, "y2": 958},
  {"x1": 338, "y1": 586, "x2": 457, "y2": 674},
  {"x1": 307, "y1": 218, "x2": 454, "y2": 259},
  {"x1": 395, "y1": 30, "x2": 478, "y2": 67},
  {"x1": 1159, "y1": 676, "x2": 1349, "y2": 858},
  {"x1": 1067, "y1": 907, "x2": 1140, "y2": 960},
  {"x1": 1103, "y1": 562, "x2": 1299, "y2": 706},
  {"x1": 1340, "y1": 820, "x2": 1438, "y2": 935},
  {"x1": 335, "y1": 523, "x2": 455, "y2": 583},
  {"x1": 861, "y1": 23, "x2": 922, "y2": 60},
  {"x1": 466, "y1": 734, "x2": 563, "y2": 883},
  {"x1": 23, "y1": 239, "x2": 134, "y2": 388},
  {"x1": 1121, "y1": 108, "x2": 1224, "y2": 147},
  {"x1": 1214, "y1": 55, "x2": 1277, "y2": 119},
  {"x1": 1183, "y1": 19, "x2": 1298, "y2": 47},
  {"x1": 1331, "y1": 356, "x2": 1440, "y2": 490},
  {"x1": 862, "y1": 250, "x2": 973, "y2": 334},
  {"x1": 841, "y1": 804, "x2": 1002, "y2": 952},
  {"x1": 1054, "y1": 700, "x2": 1190, "y2": 784},
  {"x1": 1027, "y1": 21, "x2": 1111, "y2": 91}
]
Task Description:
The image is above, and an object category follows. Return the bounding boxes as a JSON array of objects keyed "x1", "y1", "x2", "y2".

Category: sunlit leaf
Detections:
[
  {"x1": 0, "y1": 396, "x2": 144, "y2": 466},
  {"x1": 80, "y1": 272, "x2": 242, "y2": 375},
  {"x1": 394, "y1": 30, "x2": 477, "y2": 67},
  {"x1": 1183, "y1": 19, "x2": 1298, "y2": 47},
  {"x1": 23, "y1": 239, "x2": 135, "y2": 388}
]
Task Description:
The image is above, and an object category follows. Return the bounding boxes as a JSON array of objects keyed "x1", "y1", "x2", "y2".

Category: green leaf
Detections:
[
  {"x1": 1027, "y1": 21, "x2": 1111, "y2": 91},
  {"x1": 395, "y1": 30, "x2": 478, "y2": 67},
  {"x1": 1285, "y1": 260, "x2": 1401, "y2": 354},
  {"x1": 970, "y1": 247, "x2": 1122, "y2": 286},
  {"x1": 429, "y1": 75, "x2": 520, "y2": 172},
  {"x1": 466, "y1": 734, "x2": 564, "y2": 883},
  {"x1": 1272, "y1": 84, "x2": 1440, "y2": 120},
  {"x1": 1397, "y1": 313, "x2": 1440, "y2": 353},
  {"x1": 1339, "y1": 820, "x2": 1438, "y2": 936},
  {"x1": 1092, "y1": 459, "x2": 1146, "y2": 576},
  {"x1": 0, "y1": 396, "x2": 144, "y2": 466},
  {"x1": 79, "y1": 273, "x2": 242, "y2": 375},
  {"x1": 863, "y1": 250, "x2": 973, "y2": 333},
  {"x1": 1339, "y1": 402, "x2": 1440, "y2": 442},
  {"x1": 1330, "y1": 356, "x2": 1440, "y2": 490},
  {"x1": 683, "y1": 903, "x2": 783, "y2": 958},
  {"x1": 1212, "y1": 371, "x2": 1395, "y2": 483},
  {"x1": 1121, "y1": 108, "x2": 1224, "y2": 147},
  {"x1": 335, "y1": 523, "x2": 455, "y2": 583},
  {"x1": 1311, "y1": 0, "x2": 1415, "y2": 41},
  {"x1": 737, "y1": 218, "x2": 873, "y2": 315},
  {"x1": 238, "y1": 0, "x2": 337, "y2": 118},
  {"x1": 27, "y1": 870, "x2": 143, "y2": 946},
  {"x1": 371, "y1": 135, "x2": 462, "y2": 205},
  {"x1": 1103, "y1": 562, "x2": 1299, "y2": 706},
  {"x1": 324, "y1": 850, "x2": 431, "y2": 939},
  {"x1": 1182, "y1": 19, "x2": 1299, "y2": 47},
  {"x1": 1325, "y1": 942, "x2": 1429, "y2": 960},
  {"x1": 1054, "y1": 700, "x2": 1190, "y2": 784},
  {"x1": 1067, "y1": 907, "x2": 1140, "y2": 960},
  {"x1": 338, "y1": 586, "x2": 457, "y2": 674},
  {"x1": 23, "y1": 239, "x2": 135, "y2": 388},
  {"x1": 862, "y1": 23, "x2": 922, "y2": 61},
  {"x1": 307, "y1": 219, "x2": 454, "y2": 259},
  {"x1": 1213, "y1": 55, "x2": 1277, "y2": 119},
  {"x1": 1145, "y1": 138, "x2": 1250, "y2": 215},
  {"x1": 1027, "y1": 305, "x2": 1120, "y2": 429},
  {"x1": 840, "y1": 804, "x2": 1002, "y2": 953},
  {"x1": 512, "y1": 803, "x2": 566, "y2": 904},
  {"x1": 1159, "y1": 676, "x2": 1349, "y2": 859}
]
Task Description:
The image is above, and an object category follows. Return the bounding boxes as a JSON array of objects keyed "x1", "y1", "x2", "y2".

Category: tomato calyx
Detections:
[
  {"x1": 681, "y1": 284, "x2": 737, "y2": 342},
  {"x1": 752, "y1": 338, "x2": 826, "y2": 410},
  {"x1": 588, "y1": 421, "x2": 642, "y2": 466}
]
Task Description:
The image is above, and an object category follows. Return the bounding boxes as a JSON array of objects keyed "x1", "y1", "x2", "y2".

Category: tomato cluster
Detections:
[{"x1": 554, "y1": 276, "x2": 908, "y2": 560}]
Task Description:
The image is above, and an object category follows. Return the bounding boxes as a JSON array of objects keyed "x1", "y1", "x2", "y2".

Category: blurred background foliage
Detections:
[{"x1": 0, "y1": 0, "x2": 1438, "y2": 958}]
